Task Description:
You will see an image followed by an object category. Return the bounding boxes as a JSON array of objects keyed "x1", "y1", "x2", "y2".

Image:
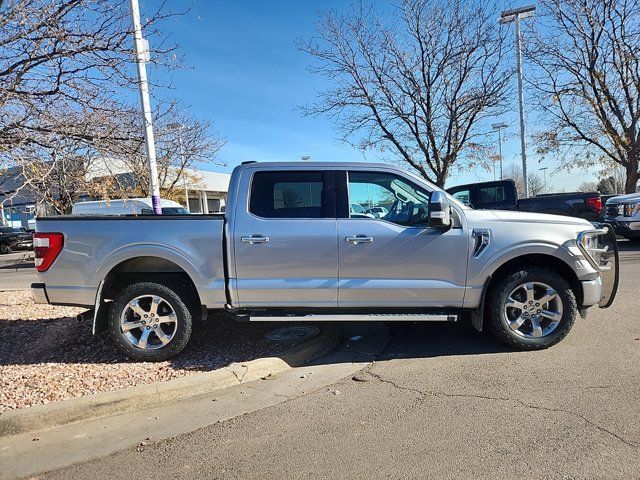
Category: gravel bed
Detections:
[{"x1": 0, "y1": 291, "x2": 296, "y2": 412}]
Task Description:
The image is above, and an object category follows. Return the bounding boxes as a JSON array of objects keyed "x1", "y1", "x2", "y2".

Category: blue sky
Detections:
[{"x1": 145, "y1": 0, "x2": 598, "y2": 191}]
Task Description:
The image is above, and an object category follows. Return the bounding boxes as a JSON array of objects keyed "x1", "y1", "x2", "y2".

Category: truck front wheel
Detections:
[
  {"x1": 486, "y1": 267, "x2": 577, "y2": 350},
  {"x1": 109, "y1": 281, "x2": 193, "y2": 361}
]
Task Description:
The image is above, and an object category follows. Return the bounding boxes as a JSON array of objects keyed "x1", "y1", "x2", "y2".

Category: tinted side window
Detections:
[
  {"x1": 479, "y1": 186, "x2": 505, "y2": 203},
  {"x1": 347, "y1": 171, "x2": 431, "y2": 227},
  {"x1": 250, "y1": 171, "x2": 330, "y2": 218},
  {"x1": 452, "y1": 189, "x2": 471, "y2": 206}
]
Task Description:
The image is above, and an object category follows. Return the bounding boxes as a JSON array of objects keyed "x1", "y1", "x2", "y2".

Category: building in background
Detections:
[
  {"x1": 0, "y1": 166, "x2": 36, "y2": 228},
  {"x1": 183, "y1": 168, "x2": 230, "y2": 213}
]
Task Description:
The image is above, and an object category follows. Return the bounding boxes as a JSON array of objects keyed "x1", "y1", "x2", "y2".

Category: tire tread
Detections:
[{"x1": 486, "y1": 266, "x2": 577, "y2": 350}]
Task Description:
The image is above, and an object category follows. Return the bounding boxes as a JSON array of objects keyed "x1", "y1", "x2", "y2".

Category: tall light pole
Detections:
[
  {"x1": 130, "y1": 0, "x2": 162, "y2": 214},
  {"x1": 500, "y1": 5, "x2": 535, "y2": 198},
  {"x1": 540, "y1": 166, "x2": 548, "y2": 191},
  {"x1": 492, "y1": 122, "x2": 508, "y2": 180}
]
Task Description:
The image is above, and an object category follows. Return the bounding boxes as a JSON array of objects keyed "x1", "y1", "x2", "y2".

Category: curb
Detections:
[{"x1": 0, "y1": 324, "x2": 341, "y2": 438}]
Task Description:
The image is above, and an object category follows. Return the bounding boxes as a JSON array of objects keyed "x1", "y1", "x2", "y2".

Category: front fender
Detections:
[
  {"x1": 464, "y1": 240, "x2": 596, "y2": 311},
  {"x1": 476, "y1": 240, "x2": 592, "y2": 283}
]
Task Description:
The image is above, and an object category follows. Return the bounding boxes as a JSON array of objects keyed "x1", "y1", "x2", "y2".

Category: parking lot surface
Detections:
[
  {"x1": 43, "y1": 240, "x2": 640, "y2": 479},
  {"x1": 0, "y1": 251, "x2": 36, "y2": 291}
]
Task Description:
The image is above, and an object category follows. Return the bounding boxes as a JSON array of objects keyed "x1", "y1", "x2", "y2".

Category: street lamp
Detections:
[
  {"x1": 500, "y1": 4, "x2": 536, "y2": 198},
  {"x1": 491, "y1": 122, "x2": 508, "y2": 180},
  {"x1": 540, "y1": 166, "x2": 548, "y2": 191},
  {"x1": 129, "y1": 0, "x2": 162, "y2": 214}
]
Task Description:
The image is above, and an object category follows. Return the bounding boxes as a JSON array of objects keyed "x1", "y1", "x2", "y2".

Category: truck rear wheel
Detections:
[
  {"x1": 486, "y1": 266, "x2": 577, "y2": 350},
  {"x1": 109, "y1": 281, "x2": 193, "y2": 361}
]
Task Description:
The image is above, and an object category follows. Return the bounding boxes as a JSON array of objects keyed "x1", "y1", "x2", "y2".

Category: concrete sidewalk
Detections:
[{"x1": 0, "y1": 324, "x2": 390, "y2": 480}]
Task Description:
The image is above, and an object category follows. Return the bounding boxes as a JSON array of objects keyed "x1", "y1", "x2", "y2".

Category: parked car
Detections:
[
  {"x1": 71, "y1": 198, "x2": 189, "y2": 216},
  {"x1": 0, "y1": 226, "x2": 33, "y2": 254},
  {"x1": 598, "y1": 195, "x2": 619, "y2": 222},
  {"x1": 366, "y1": 206, "x2": 389, "y2": 218},
  {"x1": 604, "y1": 192, "x2": 640, "y2": 241},
  {"x1": 350, "y1": 203, "x2": 372, "y2": 218},
  {"x1": 447, "y1": 180, "x2": 602, "y2": 221},
  {"x1": 32, "y1": 162, "x2": 618, "y2": 361}
]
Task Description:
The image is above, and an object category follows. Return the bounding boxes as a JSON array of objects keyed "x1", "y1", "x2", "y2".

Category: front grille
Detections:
[{"x1": 606, "y1": 204, "x2": 621, "y2": 217}]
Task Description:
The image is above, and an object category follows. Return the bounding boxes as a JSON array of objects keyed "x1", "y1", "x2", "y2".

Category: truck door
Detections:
[
  {"x1": 232, "y1": 169, "x2": 338, "y2": 308},
  {"x1": 337, "y1": 169, "x2": 468, "y2": 308}
]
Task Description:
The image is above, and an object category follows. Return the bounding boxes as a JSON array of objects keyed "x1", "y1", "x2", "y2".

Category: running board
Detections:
[{"x1": 248, "y1": 313, "x2": 458, "y2": 322}]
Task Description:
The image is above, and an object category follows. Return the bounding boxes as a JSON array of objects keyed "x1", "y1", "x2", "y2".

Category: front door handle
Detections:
[
  {"x1": 241, "y1": 235, "x2": 270, "y2": 244},
  {"x1": 345, "y1": 235, "x2": 374, "y2": 244}
]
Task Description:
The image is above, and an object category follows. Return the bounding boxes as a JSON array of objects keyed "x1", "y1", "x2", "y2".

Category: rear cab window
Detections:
[{"x1": 249, "y1": 170, "x2": 335, "y2": 218}]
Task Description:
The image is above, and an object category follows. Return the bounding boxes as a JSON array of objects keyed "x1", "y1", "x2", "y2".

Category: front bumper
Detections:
[
  {"x1": 581, "y1": 278, "x2": 603, "y2": 307},
  {"x1": 31, "y1": 283, "x2": 49, "y2": 304},
  {"x1": 604, "y1": 218, "x2": 640, "y2": 237}
]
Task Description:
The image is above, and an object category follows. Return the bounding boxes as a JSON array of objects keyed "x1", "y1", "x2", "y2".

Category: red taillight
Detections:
[
  {"x1": 587, "y1": 196, "x2": 602, "y2": 214},
  {"x1": 33, "y1": 233, "x2": 64, "y2": 272}
]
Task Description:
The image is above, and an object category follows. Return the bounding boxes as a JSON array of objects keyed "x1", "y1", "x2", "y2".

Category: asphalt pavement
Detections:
[
  {"x1": 35, "y1": 239, "x2": 640, "y2": 479},
  {"x1": 0, "y1": 251, "x2": 36, "y2": 291}
]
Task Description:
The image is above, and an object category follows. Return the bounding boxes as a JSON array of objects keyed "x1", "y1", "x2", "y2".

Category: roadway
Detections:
[{"x1": 41, "y1": 240, "x2": 640, "y2": 479}]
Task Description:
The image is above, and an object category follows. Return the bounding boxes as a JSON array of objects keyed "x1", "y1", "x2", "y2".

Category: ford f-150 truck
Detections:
[
  {"x1": 604, "y1": 192, "x2": 640, "y2": 241},
  {"x1": 31, "y1": 162, "x2": 619, "y2": 361},
  {"x1": 447, "y1": 180, "x2": 602, "y2": 221}
]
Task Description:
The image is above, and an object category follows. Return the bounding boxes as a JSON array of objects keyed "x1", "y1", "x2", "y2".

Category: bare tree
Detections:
[
  {"x1": 0, "y1": 0, "x2": 225, "y2": 212},
  {"x1": 17, "y1": 103, "x2": 226, "y2": 214},
  {"x1": 529, "y1": 0, "x2": 640, "y2": 193},
  {"x1": 0, "y1": 0, "x2": 180, "y2": 155},
  {"x1": 117, "y1": 105, "x2": 226, "y2": 203},
  {"x1": 578, "y1": 181, "x2": 598, "y2": 192},
  {"x1": 504, "y1": 163, "x2": 549, "y2": 196},
  {"x1": 300, "y1": 0, "x2": 511, "y2": 187}
]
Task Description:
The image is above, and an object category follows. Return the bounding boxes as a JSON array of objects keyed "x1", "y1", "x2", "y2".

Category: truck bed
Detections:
[{"x1": 35, "y1": 215, "x2": 226, "y2": 308}]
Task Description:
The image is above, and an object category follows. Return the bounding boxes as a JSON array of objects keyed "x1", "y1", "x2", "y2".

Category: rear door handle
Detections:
[
  {"x1": 241, "y1": 235, "x2": 270, "y2": 244},
  {"x1": 345, "y1": 235, "x2": 374, "y2": 244}
]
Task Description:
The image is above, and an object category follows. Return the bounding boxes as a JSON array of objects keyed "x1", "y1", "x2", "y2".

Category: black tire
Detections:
[
  {"x1": 109, "y1": 281, "x2": 193, "y2": 361},
  {"x1": 486, "y1": 266, "x2": 577, "y2": 350},
  {"x1": 0, "y1": 244, "x2": 12, "y2": 254}
]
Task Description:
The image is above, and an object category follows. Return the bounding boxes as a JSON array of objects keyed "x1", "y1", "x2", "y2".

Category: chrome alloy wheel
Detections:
[
  {"x1": 120, "y1": 294, "x2": 178, "y2": 350},
  {"x1": 503, "y1": 282, "x2": 563, "y2": 339}
]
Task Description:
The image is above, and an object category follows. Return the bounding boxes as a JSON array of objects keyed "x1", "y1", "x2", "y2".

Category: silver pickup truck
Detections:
[{"x1": 31, "y1": 162, "x2": 619, "y2": 361}]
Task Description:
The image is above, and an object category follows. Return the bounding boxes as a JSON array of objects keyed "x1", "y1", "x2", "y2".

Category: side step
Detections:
[{"x1": 249, "y1": 313, "x2": 458, "y2": 322}]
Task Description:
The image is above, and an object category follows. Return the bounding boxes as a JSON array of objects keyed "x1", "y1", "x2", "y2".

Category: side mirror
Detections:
[{"x1": 429, "y1": 191, "x2": 451, "y2": 230}]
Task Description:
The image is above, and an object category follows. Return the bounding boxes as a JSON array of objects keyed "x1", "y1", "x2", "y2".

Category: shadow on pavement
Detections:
[
  {"x1": 378, "y1": 321, "x2": 514, "y2": 360},
  {"x1": 0, "y1": 314, "x2": 294, "y2": 371}
]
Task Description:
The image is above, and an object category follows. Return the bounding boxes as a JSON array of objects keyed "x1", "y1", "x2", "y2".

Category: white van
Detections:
[{"x1": 71, "y1": 198, "x2": 190, "y2": 216}]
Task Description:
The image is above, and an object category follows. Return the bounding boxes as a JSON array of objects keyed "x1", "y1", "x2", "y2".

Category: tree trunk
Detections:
[{"x1": 625, "y1": 150, "x2": 639, "y2": 193}]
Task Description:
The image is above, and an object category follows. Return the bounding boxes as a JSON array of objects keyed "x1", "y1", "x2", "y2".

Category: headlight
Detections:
[
  {"x1": 579, "y1": 233, "x2": 595, "y2": 251},
  {"x1": 577, "y1": 228, "x2": 610, "y2": 269},
  {"x1": 623, "y1": 202, "x2": 640, "y2": 218}
]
